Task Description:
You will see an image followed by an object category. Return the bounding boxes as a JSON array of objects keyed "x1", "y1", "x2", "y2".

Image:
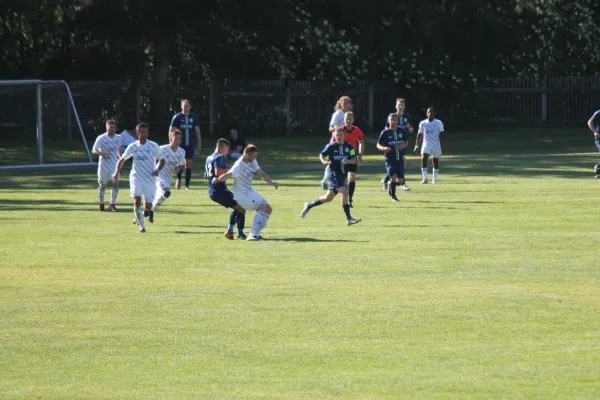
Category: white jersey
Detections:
[
  {"x1": 329, "y1": 110, "x2": 345, "y2": 129},
  {"x1": 121, "y1": 140, "x2": 161, "y2": 186},
  {"x1": 418, "y1": 118, "x2": 444, "y2": 147},
  {"x1": 230, "y1": 158, "x2": 261, "y2": 194},
  {"x1": 157, "y1": 145, "x2": 185, "y2": 185},
  {"x1": 92, "y1": 133, "x2": 122, "y2": 176}
]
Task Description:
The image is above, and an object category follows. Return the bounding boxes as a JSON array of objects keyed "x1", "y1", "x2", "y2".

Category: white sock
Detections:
[
  {"x1": 433, "y1": 169, "x2": 439, "y2": 181},
  {"x1": 135, "y1": 207, "x2": 146, "y2": 229},
  {"x1": 421, "y1": 168, "x2": 428, "y2": 180},
  {"x1": 251, "y1": 211, "x2": 270, "y2": 237},
  {"x1": 152, "y1": 195, "x2": 166, "y2": 211},
  {"x1": 110, "y1": 189, "x2": 118, "y2": 205},
  {"x1": 98, "y1": 188, "x2": 105, "y2": 204}
]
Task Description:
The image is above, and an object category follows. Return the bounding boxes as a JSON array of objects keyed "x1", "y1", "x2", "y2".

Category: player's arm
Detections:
[
  {"x1": 92, "y1": 138, "x2": 107, "y2": 158},
  {"x1": 588, "y1": 113, "x2": 600, "y2": 137},
  {"x1": 213, "y1": 171, "x2": 233, "y2": 184},
  {"x1": 414, "y1": 123, "x2": 424, "y2": 153},
  {"x1": 343, "y1": 149, "x2": 357, "y2": 165},
  {"x1": 376, "y1": 134, "x2": 391, "y2": 153},
  {"x1": 152, "y1": 159, "x2": 165, "y2": 177},
  {"x1": 357, "y1": 138, "x2": 365, "y2": 160},
  {"x1": 256, "y1": 169, "x2": 279, "y2": 189}
]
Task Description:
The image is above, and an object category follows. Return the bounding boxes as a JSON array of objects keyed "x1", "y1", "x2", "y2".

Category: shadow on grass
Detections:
[{"x1": 263, "y1": 237, "x2": 368, "y2": 243}]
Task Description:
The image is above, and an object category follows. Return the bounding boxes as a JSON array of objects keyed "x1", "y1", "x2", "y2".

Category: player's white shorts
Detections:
[
  {"x1": 130, "y1": 181, "x2": 156, "y2": 202},
  {"x1": 156, "y1": 179, "x2": 171, "y2": 193},
  {"x1": 421, "y1": 144, "x2": 442, "y2": 158},
  {"x1": 233, "y1": 189, "x2": 266, "y2": 212},
  {"x1": 98, "y1": 170, "x2": 116, "y2": 187}
]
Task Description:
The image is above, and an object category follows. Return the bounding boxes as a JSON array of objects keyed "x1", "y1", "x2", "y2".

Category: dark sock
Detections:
[
  {"x1": 185, "y1": 168, "x2": 192, "y2": 187},
  {"x1": 307, "y1": 199, "x2": 322, "y2": 210},
  {"x1": 384, "y1": 174, "x2": 391, "y2": 184},
  {"x1": 177, "y1": 170, "x2": 182, "y2": 180},
  {"x1": 228, "y1": 210, "x2": 237, "y2": 232},
  {"x1": 343, "y1": 204, "x2": 352, "y2": 220},
  {"x1": 390, "y1": 182, "x2": 398, "y2": 198},
  {"x1": 236, "y1": 212, "x2": 245, "y2": 234},
  {"x1": 349, "y1": 182, "x2": 356, "y2": 201}
]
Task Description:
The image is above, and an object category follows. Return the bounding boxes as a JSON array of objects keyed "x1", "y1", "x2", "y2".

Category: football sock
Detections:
[
  {"x1": 177, "y1": 170, "x2": 183, "y2": 181},
  {"x1": 349, "y1": 182, "x2": 356, "y2": 201},
  {"x1": 251, "y1": 211, "x2": 270, "y2": 237},
  {"x1": 228, "y1": 210, "x2": 237, "y2": 232},
  {"x1": 110, "y1": 189, "x2": 118, "y2": 205},
  {"x1": 135, "y1": 207, "x2": 146, "y2": 229},
  {"x1": 389, "y1": 182, "x2": 398, "y2": 198},
  {"x1": 383, "y1": 174, "x2": 391, "y2": 184},
  {"x1": 343, "y1": 204, "x2": 352, "y2": 220},
  {"x1": 236, "y1": 212, "x2": 245, "y2": 234},
  {"x1": 433, "y1": 169, "x2": 439, "y2": 181},
  {"x1": 421, "y1": 168, "x2": 428, "y2": 180},
  {"x1": 98, "y1": 188, "x2": 105, "y2": 205},
  {"x1": 307, "y1": 199, "x2": 322, "y2": 210},
  {"x1": 185, "y1": 168, "x2": 192, "y2": 187},
  {"x1": 152, "y1": 194, "x2": 165, "y2": 211}
]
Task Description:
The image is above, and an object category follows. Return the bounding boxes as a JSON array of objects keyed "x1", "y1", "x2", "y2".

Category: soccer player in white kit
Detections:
[
  {"x1": 92, "y1": 120, "x2": 122, "y2": 211},
  {"x1": 320, "y1": 96, "x2": 352, "y2": 189},
  {"x1": 414, "y1": 107, "x2": 444, "y2": 184},
  {"x1": 212, "y1": 145, "x2": 279, "y2": 241},
  {"x1": 149, "y1": 129, "x2": 185, "y2": 222},
  {"x1": 113, "y1": 123, "x2": 164, "y2": 233}
]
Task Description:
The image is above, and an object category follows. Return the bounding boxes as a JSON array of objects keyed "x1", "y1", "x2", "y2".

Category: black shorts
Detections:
[
  {"x1": 209, "y1": 189, "x2": 238, "y2": 209},
  {"x1": 181, "y1": 145, "x2": 196, "y2": 160},
  {"x1": 345, "y1": 163, "x2": 357, "y2": 174}
]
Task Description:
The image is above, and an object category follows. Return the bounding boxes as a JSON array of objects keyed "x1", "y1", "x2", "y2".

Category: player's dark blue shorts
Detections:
[
  {"x1": 209, "y1": 188, "x2": 238, "y2": 209},
  {"x1": 327, "y1": 173, "x2": 347, "y2": 191},
  {"x1": 181, "y1": 145, "x2": 196, "y2": 160},
  {"x1": 386, "y1": 161, "x2": 405, "y2": 179},
  {"x1": 595, "y1": 137, "x2": 600, "y2": 152}
]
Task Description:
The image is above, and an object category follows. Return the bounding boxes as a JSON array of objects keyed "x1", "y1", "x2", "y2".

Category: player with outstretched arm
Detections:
[{"x1": 212, "y1": 145, "x2": 278, "y2": 241}]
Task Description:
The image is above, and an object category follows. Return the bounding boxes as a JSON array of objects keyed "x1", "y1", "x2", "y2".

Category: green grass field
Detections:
[{"x1": 1, "y1": 130, "x2": 600, "y2": 399}]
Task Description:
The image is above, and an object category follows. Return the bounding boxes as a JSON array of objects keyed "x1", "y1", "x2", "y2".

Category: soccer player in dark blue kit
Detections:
[
  {"x1": 586, "y1": 109, "x2": 600, "y2": 179},
  {"x1": 300, "y1": 127, "x2": 361, "y2": 226},
  {"x1": 170, "y1": 99, "x2": 201, "y2": 190},
  {"x1": 381, "y1": 98, "x2": 413, "y2": 191},
  {"x1": 377, "y1": 113, "x2": 409, "y2": 202},
  {"x1": 205, "y1": 138, "x2": 247, "y2": 239}
]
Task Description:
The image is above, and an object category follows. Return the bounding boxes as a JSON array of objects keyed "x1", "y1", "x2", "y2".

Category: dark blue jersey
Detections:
[
  {"x1": 378, "y1": 128, "x2": 408, "y2": 162},
  {"x1": 205, "y1": 151, "x2": 228, "y2": 195},
  {"x1": 170, "y1": 112, "x2": 200, "y2": 147},
  {"x1": 591, "y1": 110, "x2": 600, "y2": 132},
  {"x1": 321, "y1": 141, "x2": 356, "y2": 176},
  {"x1": 385, "y1": 112, "x2": 412, "y2": 130}
]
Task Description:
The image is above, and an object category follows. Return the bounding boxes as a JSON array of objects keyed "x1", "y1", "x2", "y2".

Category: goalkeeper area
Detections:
[{"x1": 0, "y1": 80, "x2": 93, "y2": 169}]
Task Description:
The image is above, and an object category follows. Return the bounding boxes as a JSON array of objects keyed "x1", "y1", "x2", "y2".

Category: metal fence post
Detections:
[{"x1": 36, "y1": 83, "x2": 43, "y2": 164}]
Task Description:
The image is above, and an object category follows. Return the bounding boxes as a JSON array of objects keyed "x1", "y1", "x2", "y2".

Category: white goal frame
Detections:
[{"x1": 0, "y1": 80, "x2": 94, "y2": 170}]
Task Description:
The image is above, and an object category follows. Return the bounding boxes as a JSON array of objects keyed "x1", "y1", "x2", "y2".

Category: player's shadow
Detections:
[
  {"x1": 264, "y1": 237, "x2": 368, "y2": 243},
  {"x1": 171, "y1": 230, "x2": 225, "y2": 235}
]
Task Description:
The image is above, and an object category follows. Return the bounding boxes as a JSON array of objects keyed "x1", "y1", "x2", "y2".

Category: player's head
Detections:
[
  {"x1": 334, "y1": 96, "x2": 352, "y2": 112},
  {"x1": 344, "y1": 111, "x2": 354, "y2": 127},
  {"x1": 215, "y1": 138, "x2": 231, "y2": 154},
  {"x1": 427, "y1": 107, "x2": 435, "y2": 120},
  {"x1": 388, "y1": 113, "x2": 398, "y2": 128},
  {"x1": 181, "y1": 99, "x2": 191, "y2": 114},
  {"x1": 333, "y1": 126, "x2": 345, "y2": 144},
  {"x1": 230, "y1": 129, "x2": 239, "y2": 140},
  {"x1": 169, "y1": 129, "x2": 182, "y2": 147},
  {"x1": 106, "y1": 120, "x2": 117, "y2": 135},
  {"x1": 136, "y1": 123, "x2": 149, "y2": 142},
  {"x1": 396, "y1": 98, "x2": 406, "y2": 111},
  {"x1": 243, "y1": 144, "x2": 259, "y2": 162}
]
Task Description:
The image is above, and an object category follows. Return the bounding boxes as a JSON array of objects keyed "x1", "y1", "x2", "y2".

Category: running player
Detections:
[
  {"x1": 331, "y1": 111, "x2": 364, "y2": 207},
  {"x1": 212, "y1": 145, "x2": 278, "y2": 241},
  {"x1": 320, "y1": 96, "x2": 352, "y2": 189},
  {"x1": 205, "y1": 138, "x2": 247, "y2": 240},
  {"x1": 381, "y1": 98, "x2": 413, "y2": 191},
  {"x1": 170, "y1": 99, "x2": 201, "y2": 190},
  {"x1": 377, "y1": 113, "x2": 408, "y2": 202},
  {"x1": 149, "y1": 129, "x2": 186, "y2": 222},
  {"x1": 414, "y1": 107, "x2": 444, "y2": 184},
  {"x1": 586, "y1": 109, "x2": 600, "y2": 179},
  {"x1": 113, "y1": 123, "x2": 164, "y2": 233},
  {"x1": 301, "y1": 126, "x2": 361, "y2": 225},
  {"x1": 92, "y1": 120, "x2": 122, "y2": 211}
]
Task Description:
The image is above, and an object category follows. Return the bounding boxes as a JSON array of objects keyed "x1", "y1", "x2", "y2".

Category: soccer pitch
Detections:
[{"x1": 1, "y1": 130, "x2": 600, "y2": 399}]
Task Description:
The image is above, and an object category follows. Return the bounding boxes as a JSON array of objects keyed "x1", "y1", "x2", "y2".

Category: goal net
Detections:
[{"x1": 0, "y1": 80, "x2": 93, "y2": 170}]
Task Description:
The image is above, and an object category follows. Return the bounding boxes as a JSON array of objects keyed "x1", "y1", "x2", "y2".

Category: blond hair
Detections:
[{"x1": 334, "y1": 96, "x2": 352, "y2": 111}]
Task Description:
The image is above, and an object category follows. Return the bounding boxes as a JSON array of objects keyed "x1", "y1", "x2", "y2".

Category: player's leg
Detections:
[
  {"x1": 320, "y1": 166, "x2": 329, "y2": 190},
  {"x1": 152, "y1": 181, "x2": 170, "y2": 212},
  {"x1": 132, "y1": 194, "x2": 146, "y2": 232},
  {"x1": 301, "y1": 188, "x2": 336, "y2": 218},
  {"x1": 432, "y1": 157, "x2": 440, "y2": 183},
  {"x1": 389, "y1": 174, "x2": 400, "y2": 202},
  {"x1": 338, "y1": 186, "x2": 360, "y2": 225},
  {"x1": 594, "y1": 137, "x2": 600, "y2": 178},
  {"x1": 347, "y1": 170, "x2": 356, "y2": 206},
  {"x1": 233, "y1": 204, "x2": 246, "y2": 239},
  {"x1": 143, "y1": 183, "x2": 157, "y2": 224},
  {"x1": 401, "y1": 155, "x2": 410, "y2": 191},
  {"x1": 184, "y1": 157, "x2": 193, "y2": 190},
  {"x1": 249, "y1": 199, "x2": 272, "y2": 240},
  {"x1": 110, "y1": 177, "x2": 119, "y2": 211},
  {"x1": 98, "y1": 183, "x2": 106, "y2": 211},
  {"x1": 421, "y1": 153, "x2": 430, "y2": 184},
  {"x1": 381, "y1": 173, "x2": 391, "y2": 190}
]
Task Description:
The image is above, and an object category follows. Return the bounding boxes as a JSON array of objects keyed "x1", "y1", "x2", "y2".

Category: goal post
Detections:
[{"x1": 0, "y1": 80, "x2": 94, "y2": 170}]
